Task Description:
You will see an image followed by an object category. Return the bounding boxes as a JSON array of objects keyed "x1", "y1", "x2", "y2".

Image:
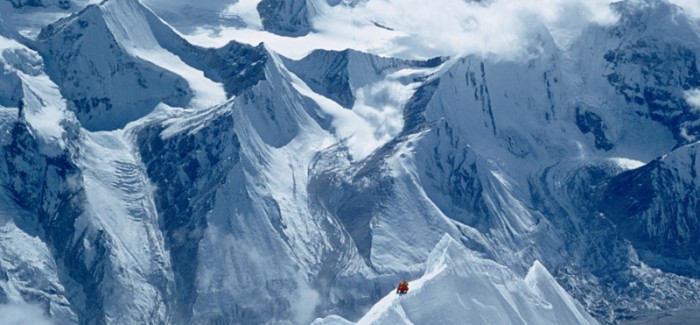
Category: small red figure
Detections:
[{"x1": 396, "y1": 280, "x2": 409, "y2": 294}]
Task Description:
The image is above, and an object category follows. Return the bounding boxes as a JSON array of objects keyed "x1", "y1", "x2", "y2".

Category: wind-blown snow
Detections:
[
  {"x1": 351, "y1": 70, "x2": 417, "y2": 147},
  {"x1": 314, "y1": 0, "x2": 619, "y2": 58},
  {"x1": 287, "y1": 67, "x2": 380, "y2": 160},
  {"x1": 284, "y1": 57, "x2": 408, "y2": 160},
  {"x1": 223, "y1": 0, "x2": 263, "y2": 29},
  {"x1": 685, "y1": 89, "x2": 700, "y2": 111},
  {"x1": 608, "y1": 157, "x2": 645, "y2": 170}
]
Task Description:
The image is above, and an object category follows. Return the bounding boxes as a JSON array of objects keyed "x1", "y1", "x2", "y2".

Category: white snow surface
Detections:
[
  {"x1": 608, "y1": 157, "x2": 646, "y2": 170},
  {"x1": 313, "y1": 236, "x2": 599, "y2": 325},
  {"x1": 0, "y1": 34, "x2": 68, "y2": 156},
  {"x1": 101, "y1": 0, "x2": 225, "y2": 109},
  {"x1": 192, "y1": 52, "x2": 354, "y2": 324},
  {"x1": 74, "y1": 129, "x2": 171, "y2": 323}
]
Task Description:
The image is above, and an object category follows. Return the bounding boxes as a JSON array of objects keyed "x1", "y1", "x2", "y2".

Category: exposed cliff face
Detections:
[
  {"x1": 135, "y1": 104, "x2": 241, "y2": 323},
  {"x1": 257, "y1": 0, "x2": 312, "y2": 37},
  {"x1": 602, "y1": 143, "x2": 700, "y2": 277},
  {"x1": 0, "y1": 118, "x2": 84, "y2": 325},
  {"x1": 574, "y1": 0, "x2": 700, "y2": 156}
]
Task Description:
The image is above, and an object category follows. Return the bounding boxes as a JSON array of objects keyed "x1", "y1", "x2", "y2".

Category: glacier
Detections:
[{"x1": 0, "y1": 0, "x2": 700, "y2": 324}]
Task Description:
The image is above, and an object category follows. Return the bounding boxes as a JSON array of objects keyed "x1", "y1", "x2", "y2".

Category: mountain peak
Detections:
[{"x1": 314, "y1": 236, "x2": 599, "y2": 325}]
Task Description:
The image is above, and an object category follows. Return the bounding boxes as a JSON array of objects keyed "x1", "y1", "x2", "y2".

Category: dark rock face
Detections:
[
  {"x1": 565, "y1": 0, "x2": 700, "y2": 286},
  {"x1": 141, "y1": 9, "x2": 269, "y2": 99},
  {"x1": 604, "y1": 39, "x2": 700, "y2": 144},
  {"x1": 203, "y1": 42, "x2": 268, "y2": 98},
  {"x1": 285, "y1": 50, "x2": 355, "y2": 108},
  {"x1": 309, "y1": 151, "x2": 393, "y2": 265},
  {"x1": 257, "y1": 0, "x2": 311, "y2": 37},
  {"x1": 136, "y1": 109, "x2": 240, "y2": 323},
  {"x1": 0, "y1": 120, "x2": 108, "y2": 324},
  {"x1": 0, "y1": 71, "x2": 23, "y2": 108},
  {"x1": 576, "y1": 108, "x2": 614, "y2": 151},
  {"x1": 601, "y1": 1, "x2": 700, "y2": 146},
  {"x1": 601, "y1": 144, "x2": 700, "y2": 277}
]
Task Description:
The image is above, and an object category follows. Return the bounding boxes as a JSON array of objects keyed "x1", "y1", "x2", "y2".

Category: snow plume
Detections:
[
  {"x1": 314, "y1": 0, "x2": 620, "y2": 60},
  {"x1": 0, "y1": 303, "x2": 53, "y2": 325},
  {"x1": 293, "y1": 283, "x2": 321, "y2": 324},
  {"x1": 685, "y1": 89, "x2": 700, "y2": 111}
]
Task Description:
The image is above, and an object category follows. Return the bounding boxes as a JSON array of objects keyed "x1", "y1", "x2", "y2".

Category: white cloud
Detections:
[
  {"x1": 223, "y1": 0, "x2": 262, "y2": 29},
  {"x1": 312, "y1": 0, "x2": 620, "y2": 60},
  {"x1": 292, "y1": 282, "x2": 321, "y2": 324},
  {"x1": 179, "y1": 0, "x2": 700, "y2": 62},
  {"x1": 0, "y1": 303, "x2": 53, "y2": 325},
  {"x1": 182, "y1": 0, "x2": 621, "y2": 61},
  {"x1": 669, "y1": 0, "x2": 700, "y2": 18},
  {"x1": 685, "y1": 89, "x2": 700, "y2": 111}
]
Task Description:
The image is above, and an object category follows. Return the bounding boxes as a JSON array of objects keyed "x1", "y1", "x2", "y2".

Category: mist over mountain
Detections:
[{"x1": 1, "y1": 0, "x2": 699, "y2": 324}]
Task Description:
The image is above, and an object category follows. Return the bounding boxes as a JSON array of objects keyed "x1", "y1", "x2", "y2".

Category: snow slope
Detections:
[
  {"x1": 74, "y1": 129, "x2": 172, "y2": 324},
  {"x1": 100, "y1": 0, "x2": 225, "y2": 108},
  {"x1": 313, "y1": 236, "x2": 599, "y2": 325}
]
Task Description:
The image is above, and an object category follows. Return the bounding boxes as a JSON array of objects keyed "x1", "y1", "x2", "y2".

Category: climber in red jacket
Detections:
[{"x1": 396, "y1": 280, "x2": 409, "y2": 294}]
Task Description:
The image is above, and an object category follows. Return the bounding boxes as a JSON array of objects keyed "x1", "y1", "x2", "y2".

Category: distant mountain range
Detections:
[{"x1": 0, "y1": 0, "x2": 699, "y2": 324}]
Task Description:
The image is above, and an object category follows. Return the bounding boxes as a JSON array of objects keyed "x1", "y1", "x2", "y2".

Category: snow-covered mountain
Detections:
[
  {"x1": 313, "y1": 236, "x2": 599, "y2": 325},
  {"x1": 1, "y1": 0, "x2": 699, "y2": 324}
]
